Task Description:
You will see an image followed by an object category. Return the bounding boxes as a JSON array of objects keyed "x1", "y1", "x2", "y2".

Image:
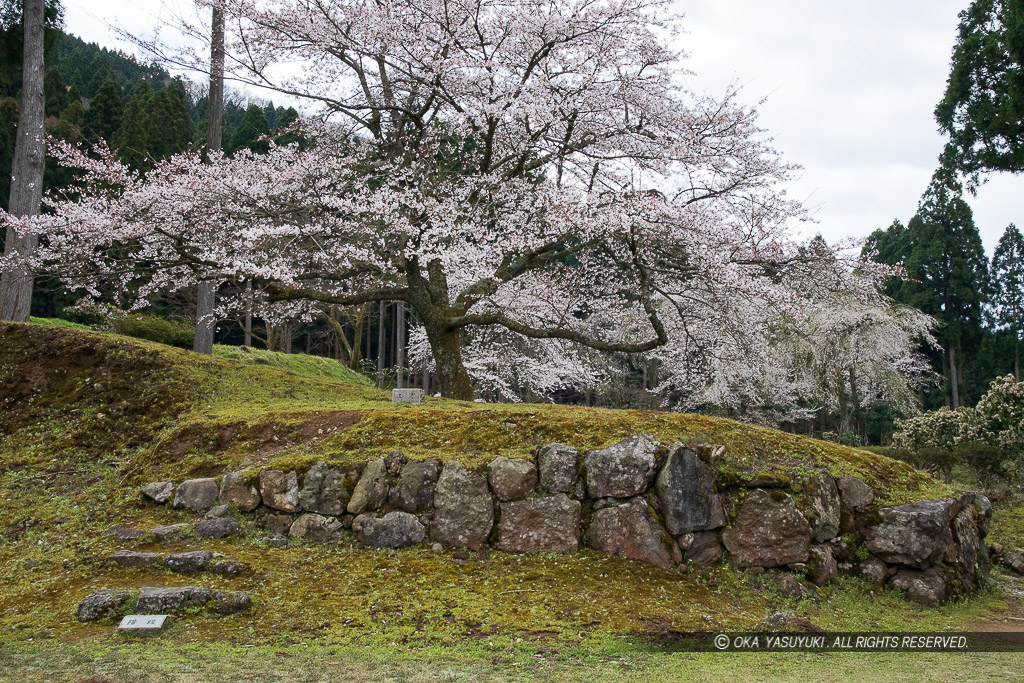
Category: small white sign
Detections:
[
  {"x1": 118, "y1": 614, "x2": 168, "y2": 632},
  {"x1": 392, "y1": 388, "x2": 425, "y2": 404}
]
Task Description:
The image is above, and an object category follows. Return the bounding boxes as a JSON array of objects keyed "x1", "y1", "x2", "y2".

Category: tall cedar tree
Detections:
[
  {"x1": 0, "y1": 0, "x2": 45, "y2": 320},
  {"x1": 991, "y1": 224, "x2": 1024, "y2": 378},
  {"x1": 114, "y1": 79, "x2": 152, "y2": 170},
  {"x1": 936, "y1": 0, "x2": 1024, "y2": 187},
  {"x1": 227, "y1": 103, "x2": 269, "y2": 155},
  {"x1": 866, "y1": 175, "x2": 988, "y2": 408},
  {"x1": 81, "y1": 76, "x2": 120, "y2": 144},
  {"x1": 144, "y1": 80, "x2": 191, "y2": 160}
]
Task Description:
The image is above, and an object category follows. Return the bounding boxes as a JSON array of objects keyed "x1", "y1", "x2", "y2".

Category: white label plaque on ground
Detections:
[
  {"x1": 118, "y1": 614, "x2": 168, "y2": 632},
  {"x1": 392, "y1": 388, "x2": 425, "y2": 404}
]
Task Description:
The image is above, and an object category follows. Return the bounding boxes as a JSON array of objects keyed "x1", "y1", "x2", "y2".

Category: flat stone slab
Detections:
[
  {"x1": 118, "y1": 614, "x2": 168, "y2": 634},
  {"x1": 110, "y1": 550, "x2": 162, "y2": 568},
  {"x1": 392, "y1": 388, "x2": 425, "y2": 404}
]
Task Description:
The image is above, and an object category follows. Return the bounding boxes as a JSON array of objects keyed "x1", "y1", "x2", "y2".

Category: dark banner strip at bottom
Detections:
[{"x1": 642, "y1": 632, "x2": 1024, "y2": 652}]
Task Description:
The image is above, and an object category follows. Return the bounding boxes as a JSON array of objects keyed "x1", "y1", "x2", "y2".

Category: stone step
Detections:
[
  {"x1": 108, "y1": 549, "x2": 250, "y2": 577},
  {"x1": 77, "y1": 586, "x2": 252, "y2": 622}
]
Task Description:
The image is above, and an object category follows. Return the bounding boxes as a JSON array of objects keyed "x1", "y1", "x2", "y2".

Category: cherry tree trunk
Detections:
[
  {"x1": 0, "y1": 0, "x2": 45, "y2": 322},
  {"x1": 426, "y1": 326, "x2": 474, "y2": 401}
]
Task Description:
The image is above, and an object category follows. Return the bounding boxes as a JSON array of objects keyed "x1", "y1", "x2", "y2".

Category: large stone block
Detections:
[
  {"x1": 259, "y1": 470, "x2": 300, "y2": 512},
  {"x1": 141, "y1": 481, "x2": 175, "y2": 504},
  {"x1": 289, "y1": 513, "x2": 343, "y2": 543},
  {"x1": 136, "y1": 586, "x2": 213, "y2": 613},
  {"x1": 219, "y1": 471, "x2": 261, "y2": 511},
  {"x1": 353, "y1": 511, "x2": 426, "y2": 548},
  {"x1": 722, "y1": 489, "x2": 812, "y2": 568},
  {"x1": 431, "y1": 461, "x2": 494, "y2": 550},
  {"x1": 496, "y1": 494, "x2": 580, "y2": 553},
  {"x1": 487, "y1": 457, "x2": 538, "y2": 502},
  {"x1": 347, "y1": 459, "x2": 389, "y2": 514},
  {"x1": 77, "y1": 589, "x2": 132, "y2": 622},
  {"x1": 172, "y1": 478, "x2": 219, "y2": 512},
  {"x1": 388, "y1": 459, "x2": 440, "y2": 513},
  {"x1": 806, "y1": 474, "x2": 840, "y2": 542},
  {"x1": 861, "y1": 499, "x2": 956, "y2": 568},
  {"x1": 584, "y1": 434, "x2": 660, "y2": 499},
  {"x1": 298, "y1": 462, "x2": 350, "y2": 515},
  {"x1": 889, "y1": 568, "x2": 948, "y2": 606},
  {"x1": 837, "y1": 476, "x2": 874, "y2": 510},
  {"x1": 586, "y1": 496, "x2": 675, "y2": 568},
  {"x1": 655, "y1": 444, "x2": 725, "y2": 536},
  {"x1": 537, "y1": 443, "x2": 579, "y2": 495}
]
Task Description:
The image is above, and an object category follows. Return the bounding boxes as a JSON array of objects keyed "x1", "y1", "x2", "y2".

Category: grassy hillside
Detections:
[
  {"x1": 0, "y1": 321, "x2": 950, "y2": 502},
  {"x1": 0, "y1": 321, "x2": 1020, "y2": 681}
]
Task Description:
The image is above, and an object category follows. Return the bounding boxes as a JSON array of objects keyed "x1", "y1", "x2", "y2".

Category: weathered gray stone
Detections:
[
  {"x1": 136, "y1": 586, "x2": 213, "y2": 613},
  {"x1": 298, "y1": 462, "x2": 350, "y2": 515},
  {"x1": 655, "y1": 444, "x2": 725, "y2": 536},
  {"x1": 947, "y1": 499, "x2": 991, "y2": 591},
  {"x1": 353, "y1": 511, "x2": 426, "y2": 548},
  {"x1": 586, "y1": 496, "x2": 675, "y2": 568},
  {"x1": 259, "y1": 470, "x2": 299, "y2": 512},
  {"x1": 806, "y1": 474, "x2": 841, "y2": 542},
  {"x1": 1000, "y1": 549, "x2": 1024, "y2": 575},
  {"x1": 961, "y1": 493, "x2": 993, "y2": 538},
  {"x1": 150, "y1": 523, "x2": 189, "y2": 541},
  {"x1": 111, "y1": 526, "x2": 146, "y2": 541},
  {"x1": 109, "y1": 550, "x2": 162, "y2": 568},
  {"x1": 807, "y1": 545, "x2": 837, "y2": 587},
  {"x1": 141, "y1": 481, "x2": 175, "y2": 504},
  {"x1": 763, "y1": 571, "x2": 820, "y2": 601},
  {"x1": 723, "y1": 489, "x2": 812, "y2": 568},
  {"x1": 388, "y1": 459, "x2": 440, "y2": 513},
  {"x1": 267, "y1": 535, "x2": 289, "y2": 549},
  {"x1": 206, "y1": 505, "x2": 232, "y2": 519},
  {"x1": 496, "y1": 494, "x2": 580, "y2": 553},
  {"x1": 163, "y1": 550, "x2": 213, "y2": 574},
  {"x1": 77, "y1": 589, "x2": 132, "y2": 622},
  {"x1": 584, "y1": 434, "x2": 660, "y2": 499},
  {"x1": 219, "y1": 471, "x2": 261, "y2": 512},
  {"x1": 172, "y1": 478, "x2": 219, "y2": 512},
  {"x1": 210, "y1": 590, "x2": 252, "y2": 615},
  {"x1": 837, "y1": 476, "x2": 874, "y2": 509},
  {"x1": 347, "y1": 458, "x2": 389, "y2": 514},
  {"x1": 210, "y1": 561, "x2": 250, "y2": 578},
  {"x1": 487, "y1": 457, "x2": 538, "y2": 502},
  {"x1": 385, "y1": 449, "x2": 407, "y2": 475},
  {"x1": 537, "y1": 443, "x2": 579, "y2": 495},
  {"x1": 431, "y1": 461, "x2": 494, "y2": 550},
  {"x1": 195, "y1": 518, "x2": 241, "y2": 540},
  {"x1": 259, "y1": 513, "x2": 293, "y2": 537},
  {"x1": 685, "y1": 531, "x2": 724, "y2": 566},
  {"x1": 862, "y1": 499, "x2": 957, "y2": 568},
  {"x1": 859, "y1": 557, "x2": 888, "y2": 586},
  {"x1": 889, "y1": 568, "x2": 948, "y2": 606},
  {"x1": 289, "y1": 513, "x2": 343, "y2": 543}
]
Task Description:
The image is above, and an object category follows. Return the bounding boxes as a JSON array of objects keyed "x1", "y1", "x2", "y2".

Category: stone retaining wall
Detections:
[{"x1": 141, "y1": 435, "x2": 995, "y2": 606}]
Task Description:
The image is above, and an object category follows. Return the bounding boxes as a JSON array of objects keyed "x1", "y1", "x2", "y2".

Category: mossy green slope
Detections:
[{"x1": 0, "y1": 321, "x2": 950, "y2": 504}]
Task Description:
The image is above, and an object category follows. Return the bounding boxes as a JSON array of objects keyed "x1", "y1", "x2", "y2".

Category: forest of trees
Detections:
[{"x1": 0, "y1": 0, "x2": 1021, "y2": 450}]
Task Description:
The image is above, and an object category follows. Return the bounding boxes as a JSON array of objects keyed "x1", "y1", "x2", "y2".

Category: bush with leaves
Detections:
[{"x1": 893, "y1": 375, "x2": 1024, "y2": 486}]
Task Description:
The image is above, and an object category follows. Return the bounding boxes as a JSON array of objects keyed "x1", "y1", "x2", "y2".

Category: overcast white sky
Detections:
[{"x1": 65, "y1": 0, "x2": 1023, "y2": 255}]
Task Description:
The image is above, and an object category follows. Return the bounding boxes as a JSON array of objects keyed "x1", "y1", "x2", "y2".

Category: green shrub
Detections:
[{"x1": 113, "y1": 314, "x2": 194, "y2": 349}]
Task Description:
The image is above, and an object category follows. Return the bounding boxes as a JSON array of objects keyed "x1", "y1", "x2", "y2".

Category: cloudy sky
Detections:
[{"x1": 65, "y1": 0, "x2": 1023, "y2": 254}]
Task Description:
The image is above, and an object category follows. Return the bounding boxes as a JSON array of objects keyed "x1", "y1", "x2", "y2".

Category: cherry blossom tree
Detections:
[{"x1": 2, "y1": 0, "x2": 918, "y2": 402}]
